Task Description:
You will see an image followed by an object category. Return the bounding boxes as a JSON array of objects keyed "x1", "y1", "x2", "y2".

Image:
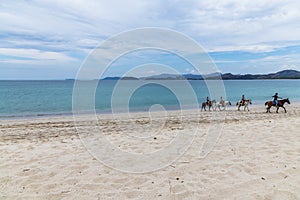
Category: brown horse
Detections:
[
  {"x1": 201, "y1": 100, "x2": 216, "y2": 111},
  {"x1": 265, "y1": 98, "x2": 290, "y2": 113}
]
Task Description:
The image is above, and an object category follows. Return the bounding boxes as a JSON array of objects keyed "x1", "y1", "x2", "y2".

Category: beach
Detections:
[
  {"x1": 2, "y1": 0, "x2": 300, "y2": 199},
  {"x1": 1, "y1": 104, "x2": 300, "y2": 199}
]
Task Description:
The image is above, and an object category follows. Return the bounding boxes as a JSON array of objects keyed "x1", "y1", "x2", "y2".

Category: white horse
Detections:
[
  {"x1": 236, "y1": 99, "x2": 252, "y2": 111},
  {"x1": 214, "y1": 100, "x2": 232, "y2": 111}
]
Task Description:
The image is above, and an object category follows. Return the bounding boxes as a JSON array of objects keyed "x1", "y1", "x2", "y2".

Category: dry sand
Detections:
[{"x1": 1, "y1": 104, "x2": 300, "y2": 199}]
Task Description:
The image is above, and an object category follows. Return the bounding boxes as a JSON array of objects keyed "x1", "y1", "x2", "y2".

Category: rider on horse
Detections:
[
  {"x1": 220, "y1": 96, "x2": 224, "y2": 106},
  {"x1": 240, "y1": 94, "x2": 245, "y2": 106},
  {"x1": 272, "y1": 93, "x2": 282, "y2": 106},
  {"x1": 206, "y1": 96, "x2": 210, "y2": 105}
]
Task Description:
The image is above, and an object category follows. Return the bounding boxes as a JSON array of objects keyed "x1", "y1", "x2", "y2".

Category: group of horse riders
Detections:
[
  {"x1": 205, "y1": 96, "x2": 227, "y2": 105},
  {"x1": 202, "y1": 92, "x2": 290, "y2": 113},
  {"x1": 202, "y1": 96, "x2": 232, "y2": 111}
]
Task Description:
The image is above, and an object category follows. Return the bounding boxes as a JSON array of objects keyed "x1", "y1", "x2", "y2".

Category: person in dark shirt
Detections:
[
  {"x1": 272, "y1": 93, "x2": 282, "y2": 106},
  {"x1": 240, "y1": 94, "x2": 245, "y2": 105},
  {"x1": 206, "y1": 96, "x2": 210, "y2": 105}
]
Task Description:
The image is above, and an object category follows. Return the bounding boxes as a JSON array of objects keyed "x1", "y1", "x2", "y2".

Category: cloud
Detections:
[
  {"x1": 2, "y1": 0, "x2": 299, "y2": 51},
  {"x1": 184, "y1": 0, "x2": 300, "y2": 44},
  {"x1": 0, "y1": 0, "x2": 300, "y2": 78},
  {"x1": 261, "y1": 53, "x2": 300, "y2": 64},
  {"x1": 207, "y1": 44, "x2": 283, "y2": 53},
  {"x1": 0, "y1": 48, "x2": 75, "y2": 62}
]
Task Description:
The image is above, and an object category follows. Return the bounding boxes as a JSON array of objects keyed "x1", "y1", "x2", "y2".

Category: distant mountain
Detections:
[
  {"x1": 182, "y1": 74, "x2": 202, "y2": 80},
  {"x1": 102, "y1": 76, "x2": 139, "y2": 80},
  {"x1": 141, "y1": 73, "x2": 185, "y2": 80},
  {"x1": 221, "y1": 70, "x2": 300, "y2": 80},
  {"x1": 141, "y1": 72, "x2": 222, "y2": 80},
  {"x1": 101, "y1": 70, "x2": 300, "y2": 80},
  {"x1": 182, "y1": 72, "x2": 222, "y2": 80},
  {"x1": 269, "y1": 70, "x2": 300, "y2": 79}
]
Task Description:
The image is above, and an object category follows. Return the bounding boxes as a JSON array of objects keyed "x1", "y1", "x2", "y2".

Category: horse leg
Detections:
[
  {"x1": 276, "y1": 106, "x2": 279, "y2": 113},
  {"x1": 283, "y1": 106, "x2": 287, "y2": 113},
  {"x1": 267, "y1": 104, "x2": 272, "y2": 113}
]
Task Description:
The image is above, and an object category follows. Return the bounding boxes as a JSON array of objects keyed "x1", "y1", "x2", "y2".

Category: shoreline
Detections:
[{"x1": 0, "y1": 100, "x2": 297, "y2": 121}]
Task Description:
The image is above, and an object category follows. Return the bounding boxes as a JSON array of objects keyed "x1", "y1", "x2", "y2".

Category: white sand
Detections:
[{"x1": 1, "y1": 103, "x2": 300, "y2": 199}]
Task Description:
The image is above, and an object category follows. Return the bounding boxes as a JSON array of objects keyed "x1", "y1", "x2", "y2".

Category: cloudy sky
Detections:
[{"x1": 1, "y1": 0, "x2": 300, "y2": 79}]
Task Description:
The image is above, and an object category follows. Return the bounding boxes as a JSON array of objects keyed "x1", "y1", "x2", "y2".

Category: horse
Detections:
[
  {"x1": 214, "y1": 101, "x2": 232, "y2": 111},
  {"x1": 236, "y1": 99, "x2": 252, "y2": 111},
  {"x1": 265, "y1": 98, "x2": 290, "y2": 113},
  {"x1": 201, "y1": 100, "x2": 216, "y2": 111}
]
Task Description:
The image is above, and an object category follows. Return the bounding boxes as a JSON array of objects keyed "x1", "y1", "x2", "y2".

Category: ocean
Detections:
[{"x1": 1, "y1": 79, "x2": 300, "y2": 118}]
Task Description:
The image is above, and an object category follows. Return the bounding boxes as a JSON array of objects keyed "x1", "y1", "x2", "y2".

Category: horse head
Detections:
[{"x1": 286, "y1": 98, "x2": 290, "y2": 104}]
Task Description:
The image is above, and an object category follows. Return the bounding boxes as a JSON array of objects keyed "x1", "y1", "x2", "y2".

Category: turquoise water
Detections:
[{"x1": 0, "y1": 80, "x2": 300, "y2": 117}]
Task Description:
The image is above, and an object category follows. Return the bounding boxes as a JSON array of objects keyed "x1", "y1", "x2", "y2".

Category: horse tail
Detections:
[
  {"x1": 264, "y1": 101, "x2": 268, "y2": 106},
  {"x1": 236, "y1": 102, "x2": 238, "y2": 106}
]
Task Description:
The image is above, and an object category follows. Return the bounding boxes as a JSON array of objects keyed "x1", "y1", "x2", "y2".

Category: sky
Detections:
[{"x1": 0, "y1": 0, "x2": 300, "y2": 79}]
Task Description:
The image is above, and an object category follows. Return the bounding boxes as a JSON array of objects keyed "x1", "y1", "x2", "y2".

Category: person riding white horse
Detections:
[
  {"x1": 214, "y1": 98, "x2": 232, "y2": 111},
  {"x1": 220, "y1": 96, "x2": 224, "y2": 106}
]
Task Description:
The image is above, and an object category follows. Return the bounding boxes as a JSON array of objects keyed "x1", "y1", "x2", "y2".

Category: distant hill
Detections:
[
  {"x1": 141, "y1": 73, "x2": 185, "y2": 80},
  {"x1": 269, "y1": 70, "x2": 300, "y2": 79},
  {"x1": 221, "y1": 70, "x2": 300, "y2": 80},
  {"x1": 102, "y1": 76, "x2": 139, "y2": 80},
  {"x1": 101, "y1": 70, "x2": 300, "y2": 80},
  {"x1": 183, "y1": 72, "x2": 222, "y2": 80}
]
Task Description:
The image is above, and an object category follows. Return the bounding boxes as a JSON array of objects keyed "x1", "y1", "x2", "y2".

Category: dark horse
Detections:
[
  {"x1": 265, "y1": 98, "x2": 290, "y2": 113},
  {"x1": 201, "y1": 100, "x2": 216, "y2": 111}
]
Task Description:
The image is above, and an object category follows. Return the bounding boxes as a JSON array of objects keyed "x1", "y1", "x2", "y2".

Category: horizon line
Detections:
[{"x1": 0, "y1": 69, "x2": 299, "y2": 81}]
